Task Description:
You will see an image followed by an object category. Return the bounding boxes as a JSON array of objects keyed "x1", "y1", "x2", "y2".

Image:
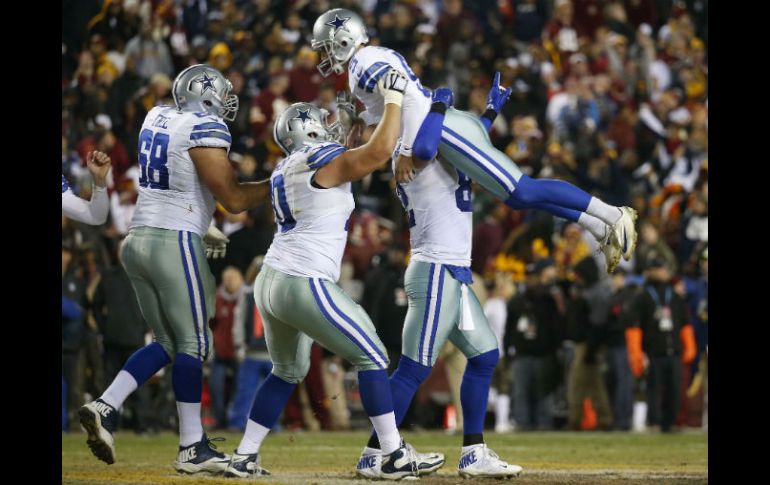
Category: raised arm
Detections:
[
  {"x1": 61, "y1": 151, "x2": 112, "y2": 225},
  {"x1": 314, "y1": 69, "x2": 408, "y2": 187}
]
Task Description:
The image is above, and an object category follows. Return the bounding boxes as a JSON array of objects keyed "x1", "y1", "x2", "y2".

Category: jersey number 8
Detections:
[{"x1": 138, "y1": 129, "x2": 170, "y2": 190}]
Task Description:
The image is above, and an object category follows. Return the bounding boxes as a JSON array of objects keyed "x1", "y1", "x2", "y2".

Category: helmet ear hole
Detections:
[{"x1": 203, "y1": 100, "x2": 213, "y2": 107}]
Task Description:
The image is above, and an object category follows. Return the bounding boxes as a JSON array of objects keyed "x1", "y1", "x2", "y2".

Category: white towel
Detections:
[{"x1": 458, "y1": 284, "x2": 475, "y2": 330}]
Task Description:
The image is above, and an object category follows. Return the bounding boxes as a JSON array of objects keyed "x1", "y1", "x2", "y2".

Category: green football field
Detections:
[{"x1": 62, "y1": 430, "x2": 707, "y2": 484}]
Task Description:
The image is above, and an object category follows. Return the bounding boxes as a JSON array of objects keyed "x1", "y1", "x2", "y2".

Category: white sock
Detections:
[
  {"x1": 237, "y1": 419, "x2": 271, "y2": 455},
  {"x1": 495, "y1": 395, "x2": 510, "y2": 428},
  {"x1": 578, "y1": 212, "x2": 607, "y2": 241},
  {"x1": 363, "y1": 446, "x2": 381, "y2": 454},
  {"x1": 369, "y1": 412, "x2": 401, "y2": 455},
  {"x1": 100, "y1": 370, "x2": 138, "y2": 410},
  {"x1": 586, "y1": 198, "x2": 623, "y2": 225},
  {"x1": 177, "y1": 402, "x2": 203, "y2": 447}
]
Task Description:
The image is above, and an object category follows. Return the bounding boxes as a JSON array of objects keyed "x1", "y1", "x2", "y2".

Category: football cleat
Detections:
[
  {"x1": 174, "y1": 434, "x2": 230, "y2": 475},
  {"x1": 357, "y1": 443, "x2": 445, "y2": 478},
  {"x1": 79, "y1": 398, "x2": 118, "y2": 465},
  {"x1": 600, "y1": 225, "x2": 622, "y2": 274},
  {"x1": 458, "y1": 444, "x2": 523, "y2": 479},
  {"x1": 380, "y1": 440, "x2": 420, "y2": 480},
  {"x1": 224, "y1": 451, "x2": 271, "y2": 478},
  {"x1": 611, "y1": 206, "x2": 638, "y2": 261}
]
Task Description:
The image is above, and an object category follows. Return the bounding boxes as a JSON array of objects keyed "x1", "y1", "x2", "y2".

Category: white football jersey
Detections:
[
  {"x1": 263, "y1": 142, "x2": 354, "y2": 282},
  {"x1": 130, "y1": 106, "x2": 231, "y2": 236},
  {"x1": 393, "y1": 145, "x2": 473, "y2": 267},
  {"x1": 348, "y1": 46, "x2": 432, "y2": 156}
]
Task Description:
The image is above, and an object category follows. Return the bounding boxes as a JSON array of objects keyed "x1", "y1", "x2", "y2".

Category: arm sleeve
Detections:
[
  {"x1": 412, "y1": 106, "x2": 446, "y2": 161},
  {"x1": 186, "y1": 119, "x2": 232, "y2": 152},
  {"x1": 62, "y1": 185, "x2": 109, "y2": 225}
]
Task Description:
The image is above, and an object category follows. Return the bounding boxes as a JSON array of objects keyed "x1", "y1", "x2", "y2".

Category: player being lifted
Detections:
[
  {"x1": 78, "y1": 64, "x2": 265, "y2": 475},
  {"x1": 311, "y1": 8, "x2": 637, "y2": 274},
  {"x1": 223, "y1": 69, "x2": 447, "y2": 480}
]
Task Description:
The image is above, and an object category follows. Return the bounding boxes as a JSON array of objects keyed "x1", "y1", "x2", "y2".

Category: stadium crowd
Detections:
[{"x1": 62, "y1": 0, "x2": 708, "y2": 435}]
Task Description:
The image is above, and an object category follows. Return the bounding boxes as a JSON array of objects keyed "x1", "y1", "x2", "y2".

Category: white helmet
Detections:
[
  {"x1": 311, "y1": 8, "x2": 369, "y2": 77},
  {"x1": 273, "y1": 103, "x2": 345, "y2": 155},
  {"x1": 172, "y1": 64, "x2": 239, "y2": 121}
]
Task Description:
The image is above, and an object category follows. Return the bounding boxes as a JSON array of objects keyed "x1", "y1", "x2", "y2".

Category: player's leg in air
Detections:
[{"x1": 412, "y1": 72, "x2": 632, "y2": 272}]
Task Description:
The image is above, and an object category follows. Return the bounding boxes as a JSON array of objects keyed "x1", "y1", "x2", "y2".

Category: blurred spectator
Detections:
[
  {"x1": 565, "y1": 257, "x2": 613, "y2": 430},
  {"x1": 249, "y1": 71, "x2": 290, "y2": 141},
  {"x1": 604, "y1": 268, "x2": 637, "y2": 430},
  {"x1": 635, "y1": 219, "x2": 678, "y2": 274},
  {"x1": 507, "y1": 259, "x2": 563, "y2": 430},
  {"x1": 362, "y1": 243, "x2": 409, "y2": 373},
  {"x1": 553, "y1": 222, "x2": 591, "y2": 279},
  {"x1": 87, "y1": 0, "x2": 139, "y2": 53},
  {"x1": 62, "y1": 242, "x2": 87, "y2": 431},
  {"x1": 287, "y1": 47, "x2": 323, "y2": 102},
  {"x1": 210, "y1": 267, "x2": 248, "y2": 429},
  {"x1": 626, "y1": 258, "x2": 696, "y2": 432},
  {"x1": 471, "y1": 201, "x2": 511, "y2": 275},
  {"x1": 124, "y1": 18, "x2": 174, "y2": 80},
  {"x1": 229, "y1": 257, "x2": 273, "y2": 431},
  {"x1": 485, "y1": 272, "x2": 516, "y2": 433},
  {"x1": 91, "y1": 238, "x2": 153, "y2": 433}
]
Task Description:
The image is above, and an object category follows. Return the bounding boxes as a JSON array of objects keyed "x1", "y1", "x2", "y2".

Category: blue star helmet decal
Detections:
[
  {"x1": 195, "y1": 73, "x2": 217, "y2": 93},
  {"x1": 294, "y1": 108, "x2": 312, "y2": 125},
  {"x1": 325, "y1": 14, "x2": 350, "y2": 32}
]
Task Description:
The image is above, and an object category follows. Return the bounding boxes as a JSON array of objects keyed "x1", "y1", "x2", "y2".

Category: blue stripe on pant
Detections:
[
  {"x1": 178, "y1": 231, "x2": 202, "y2": 360},
  {"x1": 310, "y1": 279, "x2": 388, "y2": 369}
]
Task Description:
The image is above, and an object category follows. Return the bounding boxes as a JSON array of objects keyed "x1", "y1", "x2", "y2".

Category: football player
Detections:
[
  {"x1": 311, "y1": 8, "x2": 637, "y2": 273},
  {"x1": 224, "y1": 70, "x2": 443, "y2": 480},
  {"x1": 78, "y1": 64, "x2": 265, "y2": 475}
]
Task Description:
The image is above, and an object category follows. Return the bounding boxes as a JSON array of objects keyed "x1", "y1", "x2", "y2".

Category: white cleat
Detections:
[
  {"x1": 458, "y1": 444, "x2": 523, "y2": 479},
  {"x1": 356, "y1": 447, "x2": 382, "y2": 479},
  {"x1": 600, "y1": 225, "x2": 622, "y2": 274},
  {"x1": 611, "y1": 206, "x2": 638, "y2": 261},
  {"x1": 357, "y1": 443, "x2": 445, "y2": 479},
  {"x1": 173, "y1": 434, "x2": 231, "y2": 475}
]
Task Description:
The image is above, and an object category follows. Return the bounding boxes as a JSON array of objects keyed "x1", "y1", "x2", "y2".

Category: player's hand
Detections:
[
  {"x1": 345, "y1": 122, "x2": 364, "y2": 148},
  {"x1": 203, "y1": 225, "x2": 229, "y2": 259},
  {"x1": 336, "y1": 90, "x2": 359, "y2": 133},
  {"x1": 395, "y1": 154, "x2": 415, "y2": 183},
  {"x1": 86, "y1": 150, "x2": 112, "y2": 188},
  {"x1": 431, "y1": 87, "x2": 454, "y2": 108},
  {"x1": 486, "y1": 72, "x2": 512, "y2": 114},
  {"x1": 376, "y1": 68, "x2": 408, "y2": 106}
]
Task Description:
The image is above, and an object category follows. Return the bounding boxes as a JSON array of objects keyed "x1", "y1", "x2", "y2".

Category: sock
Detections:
[
  {"x1": 100, "y1": 342, "x2": 171, "y2": 409},
  {"x1": 461, "y1": 349, "x2": 499, "y2": 436},
  {"x1": 587, "y1": 197, "x2": 623, "y2": 225},
  {"x1": 370, "y1": 412, "x2": 401, "y2": 454},
  {"x1": 578, "y1": 212, "x2": 607, "y2": 241},
  {"x1": 237, "y1": 419, "x2": 271, "y2": 455},
  {"x1": 506, "y1": 175, "x2": 592, "y2": 213},
  {"x1": 367, "y1": 357, "x2": 432, "y2": 450},
  {"x1": 173, "y1": 353, "x2": 203, "y2": 447},
  {"x1": 359, "y1": 369, "x2": 400, "y2": 454},
  {"x1": 463, "y1": 433, "x2": 485, "y2": 447}
]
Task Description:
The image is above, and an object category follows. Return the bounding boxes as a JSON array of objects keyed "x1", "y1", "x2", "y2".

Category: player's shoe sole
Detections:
[{"x1": 78, "y1": 405, "x2": 115, "y2": 465}]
